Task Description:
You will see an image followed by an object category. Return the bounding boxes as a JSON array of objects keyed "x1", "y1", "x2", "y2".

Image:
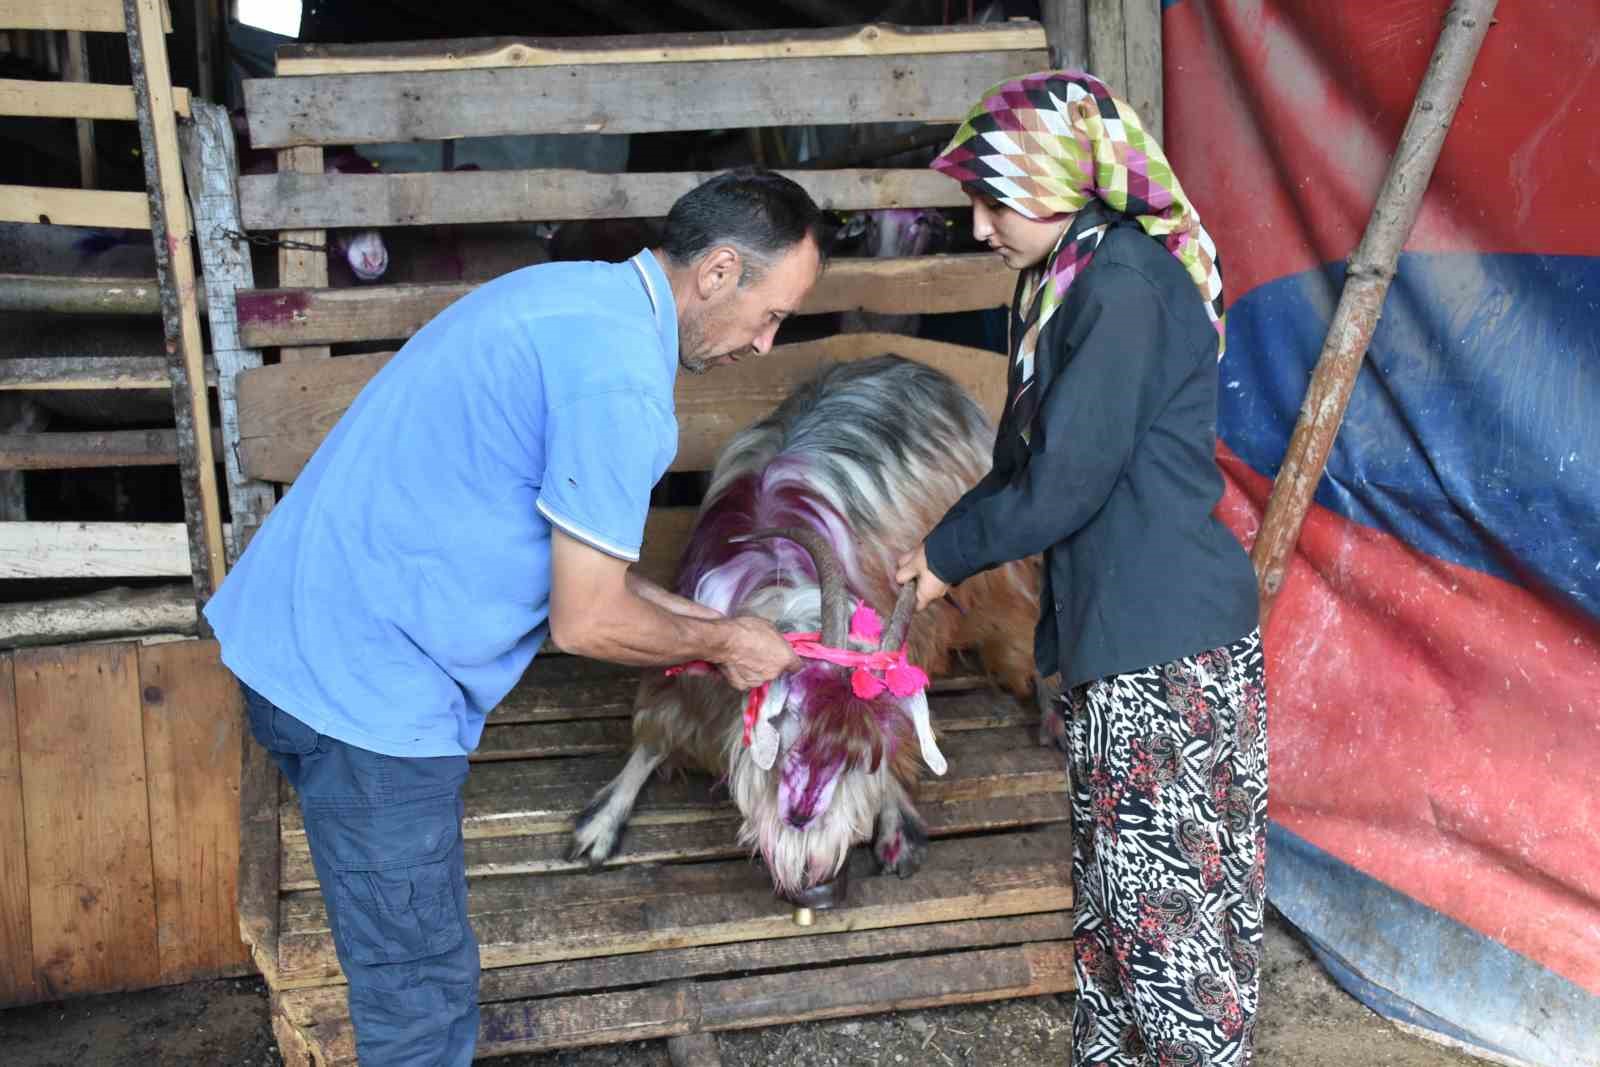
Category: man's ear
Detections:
[{"x1": 696, "y1": 245, "x2": 741, "y2": 298}]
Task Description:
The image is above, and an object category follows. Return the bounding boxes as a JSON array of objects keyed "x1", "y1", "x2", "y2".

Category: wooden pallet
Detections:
[{"x1": 252, "y1": 656, "x2": 1075, "y2": 1063}]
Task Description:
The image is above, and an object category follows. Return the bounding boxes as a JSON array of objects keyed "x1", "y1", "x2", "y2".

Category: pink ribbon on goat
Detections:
[{"x1": 664, "y1": 603, "x2": 930, "y2": 748}]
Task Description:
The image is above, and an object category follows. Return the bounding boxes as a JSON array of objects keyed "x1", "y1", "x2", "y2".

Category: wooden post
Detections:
[
  {"x1": 124, "y1": 0, "x2": 228, "y2": 608},
  {"x1": 274, "y1": 147, "x2": 331, "y2": 362},
  {"x1": 181, "y1": 100, "x2": 277, "y2": 563},
  {"x1": 62, "y1": 30, "x2": 97, "y2": 189},
  {"x1": 1040, "y1": 0, "x2": 1088, "y2": 69},
  {"x1": 0, "y1": 398, "x2": 45, "y2": 521},
  {"x1": 1250, "y1": 0, "x2": 1499, "y2": 623}
]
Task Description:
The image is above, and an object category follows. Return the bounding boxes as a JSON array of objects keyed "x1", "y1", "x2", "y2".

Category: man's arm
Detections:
[{"x1": 549, "y1": 528, "x2": 797, "y2": 689}]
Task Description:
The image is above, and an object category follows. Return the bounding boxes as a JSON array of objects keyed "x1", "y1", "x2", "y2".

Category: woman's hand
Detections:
[{"x1": 895, "y1": 544, "x2": 950, "y2": 612}]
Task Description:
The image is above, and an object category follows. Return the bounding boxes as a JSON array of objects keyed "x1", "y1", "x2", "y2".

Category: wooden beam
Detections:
[
  {"x1": 0, "y1": 354, "x2": 175, "y2": 390},
  {"x1": 181, "y1": 100, "x2": 277, "y2": 564},
  {"x1": 0, "y1": 274, "x2": 168, "y2": 316},
  {"x1": 0, "y1": 0, "x2": 171, "y2": 33},
  {"x1": 63, "y1": 31, "x2": 98, "y2": 189},
  {"x1": 0, "y1": 521, "x2": 195, "y2": 578},
  {"x1": 125, "y1": 0, "x2": 226, "y2": 603},
  {"x1": 233, "y1": 255, "x2": 1012, "y2": 350},
  {"x1": 0, "y1": 184, "x2": 150, "y2": 228},
  {"x1": 1086, "y1": 0, "x2": 1127, "y2": 99},
  {"x1": 1120, "y1": 0, "x2": 1162, "y2": 140},
  {"x1": 274, "y1": 829, "x2": 1071, "y2": 986},
  {"x1": 0, "y1": 584, "x2": 197, "y2": 649},
  {"x1": 1040, "y1": 0, "x2": 1088, "y2": 68},
  {"x1": 272, "y1": 20, "x2": 1048, "y2": 75},
  {"x1": 239, "y1": 166, "x2": 967, "y2": 231},
  {"x1": 242, "y1": 49, "x2": 1047, "y2": 148},
  {"x1": 234, "y1": 333, "x2": 1007, "y2": 483},
  {"x1": 1251, "y1": 0, "x2": 1498, "y2": 621},
  {"x1": 0, "y1": 77, "x2": 191, "y2": 119},
  {"x1": 272, "y1": 147, "x2": 330, "y2": 364},
  {"x1": 0, "y1": 427, "x2": 223, "y2": 469}
]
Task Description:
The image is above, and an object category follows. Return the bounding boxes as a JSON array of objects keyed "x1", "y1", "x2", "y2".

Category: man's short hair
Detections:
[{"x1": 661, "y1": 167, "x2": 830, "y2": 283}]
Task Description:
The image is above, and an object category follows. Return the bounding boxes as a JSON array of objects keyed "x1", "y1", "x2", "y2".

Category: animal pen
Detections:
[
  {"x1": 6, "y1": 1, "x2": 1595, "y2": 1066},
  {"x1": 0, "y1": 4, "x2": 1168, "y2": 1063}
]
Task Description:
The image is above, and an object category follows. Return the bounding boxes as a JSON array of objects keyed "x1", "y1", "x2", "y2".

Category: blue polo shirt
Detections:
[{"x1": 204, "y1": 251, "x2": 679, "y2": 757}]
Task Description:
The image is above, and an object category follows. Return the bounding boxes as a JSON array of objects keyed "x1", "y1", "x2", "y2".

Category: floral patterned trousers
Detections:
[{"x1": 1062, "y1": 630, "x2": 1267, "y2": 1066}]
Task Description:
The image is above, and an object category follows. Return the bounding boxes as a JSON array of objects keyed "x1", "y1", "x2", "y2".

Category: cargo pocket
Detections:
[{"x1": 326, "y1": 804, "x2": 466, "y2": 967}]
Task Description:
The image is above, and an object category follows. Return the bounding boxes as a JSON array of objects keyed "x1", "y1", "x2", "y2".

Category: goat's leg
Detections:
[
  {"x1": 873, "y1": 777, "x2": 929, "y2": 879},
  {"x1": 569, "y1": 745, "x2": 665, "y2": 867}
]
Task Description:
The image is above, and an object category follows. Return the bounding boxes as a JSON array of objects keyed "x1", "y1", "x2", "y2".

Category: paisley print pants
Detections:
[{"x1": 1063, "y1": 630, "x2": 1267, "y2": 1066}]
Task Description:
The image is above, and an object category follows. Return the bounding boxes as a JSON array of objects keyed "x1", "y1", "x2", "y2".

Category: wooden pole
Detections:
[
  {"x1": 1040, "y1": 0, "x2": 1088, "y2": 69},
  {"x1": 62, "y1": 30, "x2": 97, "y2": 189},
  {"x1": 124, "y1": 0, "x2": 228, "y2": 609},
  {"x1": 1250, "y1": 0, "x2": 1499, "y2": 623}
]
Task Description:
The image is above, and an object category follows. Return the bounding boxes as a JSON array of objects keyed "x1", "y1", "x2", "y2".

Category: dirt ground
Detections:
[{"x1": 1, "y1": 906, "x2": 1486, "y2": 1067}]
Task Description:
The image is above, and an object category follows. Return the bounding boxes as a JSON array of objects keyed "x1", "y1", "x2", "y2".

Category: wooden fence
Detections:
[{"x1": 0, "y1": 637, "x2": 249, "y2": 1005}]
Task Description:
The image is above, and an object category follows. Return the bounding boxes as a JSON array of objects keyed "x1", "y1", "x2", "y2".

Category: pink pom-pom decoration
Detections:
[
  {"x1": 849, "y1": 601, "x2": 883, "y2": 644},
  {"x1": 886, "y1": 661, "x2": 929, "y2": 697}
]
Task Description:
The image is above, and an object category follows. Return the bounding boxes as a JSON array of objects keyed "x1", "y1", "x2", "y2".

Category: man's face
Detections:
[{"x1": 678, "y1": 237, "x2": 823, "y2": 375}]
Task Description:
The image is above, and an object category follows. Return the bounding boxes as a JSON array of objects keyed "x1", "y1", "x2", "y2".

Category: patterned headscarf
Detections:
[{"x1": 931, "y1": 71, "x2": 1225, "y2": 435}]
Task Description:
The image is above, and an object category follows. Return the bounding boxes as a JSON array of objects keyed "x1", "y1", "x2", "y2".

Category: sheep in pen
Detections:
[{"x1": 570, "y1": 355, "x2": 1044, "y2": 911}]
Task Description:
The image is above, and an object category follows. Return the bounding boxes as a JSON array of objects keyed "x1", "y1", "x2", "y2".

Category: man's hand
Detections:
[
  {"x1": 895, "y1": 544, "x2": 950, "y2": 612},
  {"x1": 717, "y1": 615, "x2": 801, "y2": 691}
]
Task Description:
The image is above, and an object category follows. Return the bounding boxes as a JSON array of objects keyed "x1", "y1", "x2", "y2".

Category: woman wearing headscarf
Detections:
[{"x1": 895, "y1": 72, "x2": 1266, "y2": 1065}]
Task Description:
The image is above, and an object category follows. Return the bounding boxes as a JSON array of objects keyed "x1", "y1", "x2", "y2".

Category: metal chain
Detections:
[{"x1": 213, "y1": 226, "x2": 328, "y2": 253}]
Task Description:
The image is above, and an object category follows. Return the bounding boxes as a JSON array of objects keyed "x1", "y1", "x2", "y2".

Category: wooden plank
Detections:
[
  {"x1": 282, "y1": 791, "x2": 1070, "y2": 891},
  {"x1": 181, "y1": 100, "x2": 277, "y2": 563},
  {"x1": 282, "y1": 723, "x2": 1063, "y2": 842},
  {"x1": 240, "y1": 166, "x2": 966, "y2": 231},
  {"x1": 14, "y1": 643, "x2": 160, "y2": 997},
  {"x1": 0, "y1": 274, "x2": 164, "y2": 316},
  {"x1": 0, "y1": 77, "x2": 190, "y2": 119},
  {"x1": 237, "y1": 704, "x2": 283, "y2": 986},
  {"x1": 275, "y1": 22, "x2": 1049, "y2": 76},
  {"x1": 243, "y1": 50, "x2": 1047, "y2": 149},
  {"x1": 1121, "y1": 0, "x2": 1163, "y2": 140},
  {"x1": 0, "y1": 654, "x2": 35, "y2": 1004},
  {"x1": 139, "y1": 639, "x2": 250, "y2": 983},
  {"x1": 0, "y1": 521, "x2": 195, "y2": 578},
  {"x1": 1040, "y1": 0, "x2": 1090, "y2": 68},
  {"x1": 473, "y1": 688, "x2": 1034, "y2": 761},
  {"x1": 0, "y1": 0, "x2": 171, "y2": 33},
  {"x1": 275, "y1": 829, "x2": 1071, "y2": 986},
  {"x1": 291, "y1": 938, "x2": 1073, "y2": 1063},
  {"x1": 0, "y1": 584, "x2": 197, "y2": 650},
  {"x1": 63, "y1": 31, "x2": 97, "y2": 189},
  {"x1": 0, "y1": 184, "x2": 149, "y2": 228},
  {"x1": 1086, "y1": 0, "x2": 1129, "y2": 98},
  {"x1": 233, "y1": 332, "x2": 1008, "y2": 483},
  {"x1": 125, "y1": 0, "x2": 227, "y2": 603},
  {"x1": 0, "y1": 354, "x2": 175, "y2": 390},
  {"x1": 234, "y1": 255, "x2": 1010, "y2": 350},
  {"x1": 0, "y1": 427, "x2": 222, "y2": 470},
  {"x1": 274, "y1": 146, "x2": 330, "y2": 364}
]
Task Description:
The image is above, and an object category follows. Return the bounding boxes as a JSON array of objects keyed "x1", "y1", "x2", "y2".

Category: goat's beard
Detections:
[{"x1": 727, "y1": 732, "x2": 885, "y2": 896}]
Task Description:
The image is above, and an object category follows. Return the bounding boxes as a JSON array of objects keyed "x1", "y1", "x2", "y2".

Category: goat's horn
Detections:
[
  {"x1": 880, "y1": 579, "x2": 918, "y2": 651},
  {"x1": 731, "y1": 527, "x2": 850, "y2": 647}
]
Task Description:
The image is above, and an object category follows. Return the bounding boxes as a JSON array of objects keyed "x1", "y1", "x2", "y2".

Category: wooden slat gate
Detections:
[{"x1": 208, "y1": 18, "x2": 1099, "y2": 1064}]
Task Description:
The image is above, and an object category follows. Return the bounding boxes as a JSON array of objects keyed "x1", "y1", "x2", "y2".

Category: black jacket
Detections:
[{"x1": 924, "y1": 211, "x2": 1259, "y2": 687}]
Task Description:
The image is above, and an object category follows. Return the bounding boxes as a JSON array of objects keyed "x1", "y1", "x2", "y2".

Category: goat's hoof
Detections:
[
  {"x1": 568, "y1": 795, "x2": 624, "y2": 868},
  {"x1": 874, "y1": 821, "x2": 929, "y2": 880}
]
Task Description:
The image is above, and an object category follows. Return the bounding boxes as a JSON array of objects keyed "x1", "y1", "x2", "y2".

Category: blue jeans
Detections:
[{"x1": 241, "y1": 683, "x2": 480, "y2": 1066}]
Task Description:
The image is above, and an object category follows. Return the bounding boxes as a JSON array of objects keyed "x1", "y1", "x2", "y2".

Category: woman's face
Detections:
[{"x1": 967, "y1": 190, "x2": 1072, "y2": 270}]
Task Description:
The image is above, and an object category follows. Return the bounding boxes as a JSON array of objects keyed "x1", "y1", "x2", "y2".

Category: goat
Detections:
[{"x1": 570, "y1": 355, "x2": 1040, "y2": 904}]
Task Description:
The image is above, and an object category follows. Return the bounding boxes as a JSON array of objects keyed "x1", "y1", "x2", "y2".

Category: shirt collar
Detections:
[{"x1": 631, "y1": 249, "x2": 680, "y2": 375}]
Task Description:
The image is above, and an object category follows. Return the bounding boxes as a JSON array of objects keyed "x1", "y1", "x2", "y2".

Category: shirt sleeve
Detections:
[
  {"x1": 536, "y1": 390, "x2": 676, "y2": 562},
  {"x1": 923, "y1": 261, "x2": 1201, "y2": 586}
]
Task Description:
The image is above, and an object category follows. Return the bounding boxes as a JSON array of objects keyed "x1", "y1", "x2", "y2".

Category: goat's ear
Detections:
[
  {"x1": 901, "y1": 690, "x2": 947, "y2": 776},
  {"x1": 750, "y1": 675, "x2": 791, "y2": 771}
]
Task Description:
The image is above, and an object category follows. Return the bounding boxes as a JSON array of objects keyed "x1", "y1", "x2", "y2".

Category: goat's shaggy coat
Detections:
[{"x1": 571, "y1": 355, "x2": 1040, "y2": 895}]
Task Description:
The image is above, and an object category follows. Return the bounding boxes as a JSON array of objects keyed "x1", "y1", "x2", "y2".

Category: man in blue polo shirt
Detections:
[{"x1": 205, "y1": 169, "x2": 828, "y2": 1065}]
